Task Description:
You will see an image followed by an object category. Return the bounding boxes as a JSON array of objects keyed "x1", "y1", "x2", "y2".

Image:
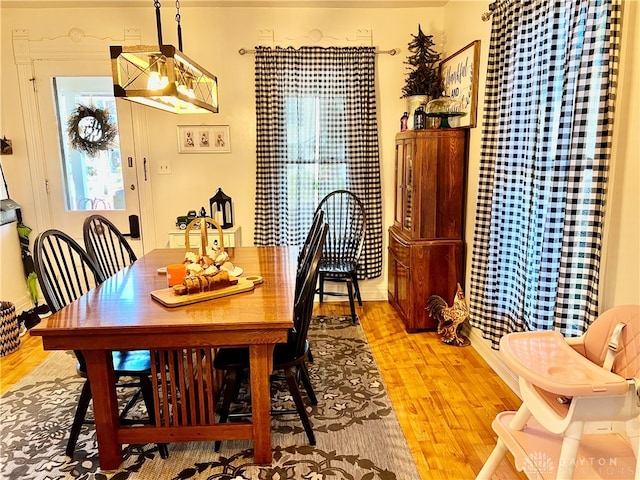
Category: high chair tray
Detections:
[
  {"x1": 492, "y1": 411, "x2": 636, "y2": 479},
  {"x1": 499, "y1": 331, "x2": 628, "y2": 397}
]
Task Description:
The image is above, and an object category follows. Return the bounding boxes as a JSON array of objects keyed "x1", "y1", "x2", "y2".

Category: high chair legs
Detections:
[{"x1": 475, "y1": 438, "x2": 509, "y2": 479}]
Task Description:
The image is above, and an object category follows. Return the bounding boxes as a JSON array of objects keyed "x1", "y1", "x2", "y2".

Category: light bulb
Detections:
[{"x1": 148, "y1": 71, "x2": 163, "y2": 90}]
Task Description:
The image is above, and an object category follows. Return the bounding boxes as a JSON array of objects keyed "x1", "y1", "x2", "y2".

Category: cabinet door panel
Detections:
[
  {"x1": 394, "y1": 143, "x2": 404, "y2": 227},
  {"x1": 403, "y1": 142, "x2": 414, "y2": 233},
  {"x1": 434, "y1": 134, "x2": 466, "y2": 238}
]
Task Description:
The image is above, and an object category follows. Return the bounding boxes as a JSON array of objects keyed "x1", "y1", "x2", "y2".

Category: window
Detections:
[
  {"x1": 53, "y1": 77, "x2": 124, "y2": 211},
  {"x1": 285, "y1": 94, "x2": 348, "y2": 233},
  {"x1": 253, "y1": 47, "x2": 384, "y2": 278}
]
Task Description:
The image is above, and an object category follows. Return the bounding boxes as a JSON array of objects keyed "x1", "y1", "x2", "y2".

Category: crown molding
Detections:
[{"x1": 1, "y1": 0, "x2": 447, "y2": 8}]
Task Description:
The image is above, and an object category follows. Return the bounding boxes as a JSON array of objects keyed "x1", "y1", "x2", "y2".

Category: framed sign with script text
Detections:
[{"x1": 440, "y1": 40, "x2": 481, "y2": 128}]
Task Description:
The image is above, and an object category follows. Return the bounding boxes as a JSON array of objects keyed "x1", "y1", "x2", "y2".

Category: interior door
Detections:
[{"x1": 34, "y1": 60, "x2": 143, "y2": 255}]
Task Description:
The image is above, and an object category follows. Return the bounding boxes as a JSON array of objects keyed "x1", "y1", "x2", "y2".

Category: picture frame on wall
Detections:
[
  {"x1": 439, "y1": 40, "x2": 481, "y2": 128},
  {"x1": 177, "y1": 125, "x2": 230, "y2": 153}
]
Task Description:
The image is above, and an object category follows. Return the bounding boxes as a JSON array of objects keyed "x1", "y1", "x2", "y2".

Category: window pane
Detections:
[{"x1": 53, "y1": 77, "x2": 124, "y2": 211}]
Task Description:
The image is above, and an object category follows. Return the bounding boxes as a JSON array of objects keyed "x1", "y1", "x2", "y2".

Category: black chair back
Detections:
[
  {"x1": 83, "y1": 214, "x2": 137, "y2": 278},
  {"x1": 295, "y1": 210, "x2": 325, "y2": 297},
  {"x1": 314, "y1": 190, "x2": 366, "y2": 270},
  {"x1": 297, "y1": 209, "x2": 324, "y2": 266},
  {"x1": 289, "y1": 223, "x2": 327, "y2": 358},
  {"x1": 34, "y1": 229, "x2": 105, "y2": 314}
]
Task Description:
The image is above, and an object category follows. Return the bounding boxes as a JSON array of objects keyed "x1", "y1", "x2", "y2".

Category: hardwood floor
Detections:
[{"x1": 0, "y1": 301, "x2": 525, "y2": 479}]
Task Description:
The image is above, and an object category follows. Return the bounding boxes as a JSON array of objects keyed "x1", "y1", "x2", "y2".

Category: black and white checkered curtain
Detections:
[
  {"x1": 469, "y1": 0, "x2": 621, "y2": 348},
  {"x1": 253, "y1": 46, "x2": 383, "y2": 279}
]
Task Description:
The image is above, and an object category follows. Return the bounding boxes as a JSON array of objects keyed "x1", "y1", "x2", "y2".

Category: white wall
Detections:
[
  {"x1": 1, "y1": 1, "x2": 638, "y2": 316},
  {"x1": 0, "y1": 3, "x2": 444, "y2": 306},
  {"x1": 603, "y1": 0, "x2": 640, "y2": 308}
]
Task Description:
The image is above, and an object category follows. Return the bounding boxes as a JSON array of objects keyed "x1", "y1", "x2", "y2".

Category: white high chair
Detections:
[{"x1": 477, "y1": 305, "x2": 640, "y2": 479}]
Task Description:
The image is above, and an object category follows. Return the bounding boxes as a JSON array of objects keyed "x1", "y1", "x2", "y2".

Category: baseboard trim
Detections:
[
  {"x1": 5, "y1": 294, "x2": 34, "y2": 315},
  {"x1": 318, "y1": 281, "x2": 387, "y2": 302},
  {"x1": 468, "y1": 327, "x2": 521, "y2": 398}
]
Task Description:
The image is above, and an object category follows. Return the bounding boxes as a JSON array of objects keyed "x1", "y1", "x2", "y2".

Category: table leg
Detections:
[
  {"x1": 83, "y1": 349, "x2": 123, "y2": 470},
  {"x1": 249, "y1": 343, "x2": 275, "y2": 464}
]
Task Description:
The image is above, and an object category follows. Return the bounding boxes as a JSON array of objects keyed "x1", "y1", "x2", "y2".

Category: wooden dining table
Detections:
[{"x1": 30, "y1": 247, "x2": 296, "y2": 469}]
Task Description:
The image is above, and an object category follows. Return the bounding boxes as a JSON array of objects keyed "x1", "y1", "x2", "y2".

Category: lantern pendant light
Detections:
[{"x1": 110, "y1": 0, "x2": 218, "y2": 114}]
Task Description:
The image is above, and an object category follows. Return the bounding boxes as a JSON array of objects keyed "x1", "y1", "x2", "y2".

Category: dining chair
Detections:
[
  {"x1": 33, "y1": 229, "x2": 168, "y2": 458},
  {"x1": 314, "y1": 190, "x2": 366, "y2": 324},
  {"x1": 213, "y1": 223, "x2": 328, "y2": 450},
  {"x1": 296, "y1": 209, "x2": 324, "y2": 297},
  {"x1": 83, "y1": 214, "x2": 137, "y2": 278}
]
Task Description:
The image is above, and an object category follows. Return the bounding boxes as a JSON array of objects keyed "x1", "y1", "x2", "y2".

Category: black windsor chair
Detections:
[
  {"x1": 213, "y1": 223, "x2": 328, "y2": 450},
  {"x1": 33, "y1": 229, "x2": 168, "y2": 458},
  {"x1": 83, "y1": 214, "x2": 137, "y2": 278},
  {"x1": 314, "y1": 190, "x2": 366, "y2": 323}
]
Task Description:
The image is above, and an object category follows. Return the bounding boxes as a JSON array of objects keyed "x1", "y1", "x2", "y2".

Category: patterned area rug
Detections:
[{"x1": 1, "y1": 316, "x2": 420, "y2": 480}]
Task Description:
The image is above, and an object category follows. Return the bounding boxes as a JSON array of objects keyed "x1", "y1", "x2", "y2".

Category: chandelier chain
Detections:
[
  {"x1": 154, "y1": 0, "x2": 163, "y2": 45},
  {"x1": 175, "y1": 0, "x2": 183, "y2": 51}
]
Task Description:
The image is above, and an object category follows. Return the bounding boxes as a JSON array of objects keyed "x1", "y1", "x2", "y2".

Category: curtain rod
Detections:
[
  {"x1": 481, "y1": 1, "x2": 497, "y2": 21},
  {"x1": 238, "y1": 47, "x2": 399, "y2": 55}
]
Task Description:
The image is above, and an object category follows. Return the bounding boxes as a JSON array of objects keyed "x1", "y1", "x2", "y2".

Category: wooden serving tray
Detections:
[{"x1": 151, "y1": 277, "x2": 257, "y2": 308}]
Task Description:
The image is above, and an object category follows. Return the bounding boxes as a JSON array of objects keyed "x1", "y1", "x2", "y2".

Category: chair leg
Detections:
[
  {"x1": 557, "y1": 422, "x2": 584, "y2": 480},
  {"x1": 351, "y1": 272, "x2": 362, "y2": 306},
  {"x1": 215, "y1": 369, "x2": 238, "y2": 452},
  {"x1": 475, "y1": 438, "x2": 509, "y2": 479},
  {"x1": 66, "y1": 380, "x2": 93, "y2": 457},
  {"x1": 232, "y1": 369, "x2": 246, "y2": 402},
  {"x1": 346, "y1": 279, "x2": 357, "y2": 324},
  {"x1": 298, "y1": 362, "x2": 317, "y2": 405},
  {"x1": 284, "y1": 367, "x2": 316, "y2": 445},
  {"x1": 119, "y1": 387, "x2": 143, "y2": 422},
  {"x1": 627, "y1": 416, "x2": 640, "y2": 478},
  {"x1": 318, "y1": 272, "x2": 325, "y2": 303}
]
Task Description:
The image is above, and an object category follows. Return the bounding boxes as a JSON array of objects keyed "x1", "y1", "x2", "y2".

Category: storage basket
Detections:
[{"x1": 0, "y1": 301, "x2": 20, "y2": 356}]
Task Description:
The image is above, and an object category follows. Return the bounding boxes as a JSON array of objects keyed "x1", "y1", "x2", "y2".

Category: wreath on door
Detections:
[{"x1": 66, "y1": 104, "x2": 117, "y2": 157}]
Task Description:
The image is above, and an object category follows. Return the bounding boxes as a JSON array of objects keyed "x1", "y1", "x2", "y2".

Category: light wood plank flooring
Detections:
[{"x1": 0, "y1": 301, "x2": 525, "y2": 479}]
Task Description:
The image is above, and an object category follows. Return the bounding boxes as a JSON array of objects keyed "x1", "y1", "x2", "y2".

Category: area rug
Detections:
[{"x1": 0, "y1": 316, "x2": 420, "y2": 480}]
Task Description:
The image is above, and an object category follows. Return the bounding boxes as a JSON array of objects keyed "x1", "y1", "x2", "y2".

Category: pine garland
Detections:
[
  {"x1": 66, "y1": 104, "x2": 117, "y2": 157},
  {"x1": 402, "y1": 25, "x2": 443, "y2": 98}
]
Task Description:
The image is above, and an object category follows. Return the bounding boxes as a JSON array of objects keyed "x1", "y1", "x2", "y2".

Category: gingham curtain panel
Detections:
[
  {"x1": 469, "y1": 0, "x2": 621, "y2": 348},
  {"x1": 253, "y1": 46, "x2": 383, "y2": 279}
]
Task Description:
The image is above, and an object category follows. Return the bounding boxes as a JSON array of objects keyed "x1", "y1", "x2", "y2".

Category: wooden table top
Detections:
[{"x1": 31, "y1": 247, "x2": 296, "y2": 345}]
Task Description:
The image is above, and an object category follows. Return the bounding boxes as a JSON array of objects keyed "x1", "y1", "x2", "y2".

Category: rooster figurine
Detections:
[{"x1": 426, "y1": 284, "x2": 470, "y2": 347}]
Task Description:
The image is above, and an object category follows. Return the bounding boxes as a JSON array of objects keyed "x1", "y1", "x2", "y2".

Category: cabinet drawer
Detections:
[{"x1": 388, "y1": 232, "x2": 410, "y2": 267}]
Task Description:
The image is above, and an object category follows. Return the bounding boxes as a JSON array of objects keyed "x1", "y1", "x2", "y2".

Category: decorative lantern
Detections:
[{"x1": 209, "y1": 188, "x2": 233, "y2": 229}]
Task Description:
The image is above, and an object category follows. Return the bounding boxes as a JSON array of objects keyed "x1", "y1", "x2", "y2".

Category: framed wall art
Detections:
[
  {"x1": 177, "y1": 125, "x2": 230, "y2": 153},
  {"x1": 439, "y1": 40, "x2": 481, "y2": 128}
]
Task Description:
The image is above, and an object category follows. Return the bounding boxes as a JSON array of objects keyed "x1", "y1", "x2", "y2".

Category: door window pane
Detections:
[{"x1": 53, "y1": 77, "x2": 124, "y2": 211}]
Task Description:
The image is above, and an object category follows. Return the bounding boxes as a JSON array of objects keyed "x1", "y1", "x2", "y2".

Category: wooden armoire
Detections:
[{"x1": 387, "y1": 129, "x2": 468, "y2": 332}]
